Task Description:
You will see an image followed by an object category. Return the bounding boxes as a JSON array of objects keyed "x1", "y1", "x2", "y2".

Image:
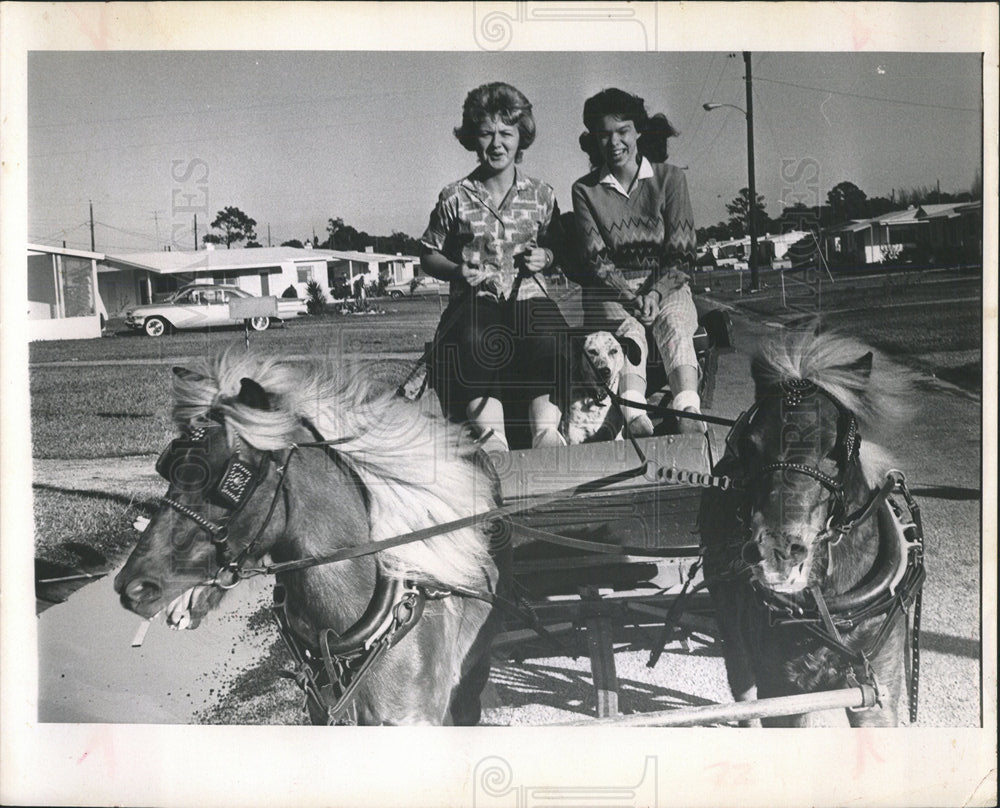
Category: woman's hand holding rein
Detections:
[{"x1": 515, "y1": 246, "x2": 553, "y2": 275}]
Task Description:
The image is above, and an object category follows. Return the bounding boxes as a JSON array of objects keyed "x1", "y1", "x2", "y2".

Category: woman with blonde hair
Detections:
[{"x1": 421, "y1": 82, "x2": 568, "y2": 452}]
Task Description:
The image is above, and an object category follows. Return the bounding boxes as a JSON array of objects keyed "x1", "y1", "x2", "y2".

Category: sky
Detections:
[{"x1": 28, "y1": 50, "x2": 982, "y2": 254}]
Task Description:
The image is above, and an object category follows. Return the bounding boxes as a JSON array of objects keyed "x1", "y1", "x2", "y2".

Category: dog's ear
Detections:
[{"x1": 616, "y1": 335, "x2": 643, "y2": 367}]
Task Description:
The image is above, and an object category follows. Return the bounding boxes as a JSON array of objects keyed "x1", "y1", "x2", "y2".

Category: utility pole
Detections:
[
  {"x1": 89, "y1": 200, "x2": 96, "y2": 252},
  {"x1": 193, "y1": 214, "x2": 198, "y2": 250},
  {"x1": 744, "y1": 51, "x2": 759, "y2": 292},
  {"x1": 267, "y1": 223, "x2": 272, "y2": 247}
]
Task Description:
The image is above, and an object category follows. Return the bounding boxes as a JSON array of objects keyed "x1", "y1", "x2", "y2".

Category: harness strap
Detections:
[
  {"x1": 834, "y1": 472, "x2": 902, "y2": 537},
  {"x1": 162, "y1": 496, "x2": 228, "y2": 538},
  {"x1": 810, "y1": 585, "x2": 846, "y2": 646},
  {"x1": 319, "y1": 636, "x2": 391, "y2": 725},
  {"x1": 605, "y1": 390, "x2": 737, "y2": 427},
  {"x1": 270, "y1": 580, "x2": 430, "y2": 725},
  {"x1": 270, "y1": 585, "x2": 330, "y2": 719},
  {"x1": 909, "y1": 586, "x2": 922, "y2": 724},
  {"x1": 254, "y1": 461, "x2": 650, "y2": 577},
  {"x1": 513, "y1": 522, "x2": 628, "y2": 555},
  {"x1": 445, "y1": 584, "x2": 579, "y2": 658},
  {"x1": 646, "y1": 557, "x2": 703, "y2": 668},
  {"x1": 758, "y1": 461, "x2": 843, "y2": 494}
]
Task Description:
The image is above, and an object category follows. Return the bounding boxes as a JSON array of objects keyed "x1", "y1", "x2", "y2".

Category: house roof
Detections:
[
  {"x1": 876, "y1": 208, "x2": 923, "y2": 225},
  {"x1": 827, "y1": 208, "x2": 923, "y2": 233},
  {"x1": 827, "y1": 201, "x2": 981, "y2": 234},
  {"x1": 28, "y1": 243, "x2": 104, "y2": 260},
  {"x1": 325, "y1": 249, "x2": 416, "y2": 263},
  {"x1": 98, "y1": 246, "x2": 418, "y2": 275},
  {"x1": 917, "y1": 201, "x2": 981, "y2": 219}
]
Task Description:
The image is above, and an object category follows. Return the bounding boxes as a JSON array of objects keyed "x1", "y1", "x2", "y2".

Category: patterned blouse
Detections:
[{"x1": 421, "y1": 170, "x2": 560, "y2": 301}]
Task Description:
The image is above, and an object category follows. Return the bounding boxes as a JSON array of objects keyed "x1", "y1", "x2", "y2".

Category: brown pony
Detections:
[
  {"x1": 701, "y1": 329, "x2": 921, "y2": 726},
  {"x1": 115, "y1": 350, "x2": 505, "y2": 725}
]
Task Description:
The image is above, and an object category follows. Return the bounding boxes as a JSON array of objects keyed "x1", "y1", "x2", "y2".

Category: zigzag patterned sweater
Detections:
[{"x1": 570, "y1": 161, "x2": 697, "y2": 303}]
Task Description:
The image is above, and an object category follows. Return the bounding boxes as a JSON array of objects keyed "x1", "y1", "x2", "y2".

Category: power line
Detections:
[
  {"x1": 680, "y1": 53, "x2": 718, "y2": 146},
  {"x1": 680, "y1": 53, "x2": 733, "y2": 160},
  {"x1": 753, "y1": 75, "x2": 980, "y2": 112},
  {"x1": 680, "y1": 55, "x2": 744, "y2": 169},
  {"x1": 94, "y1": 220, "x2": 158, "y2": 243},
  {"x1": 685, "y1": 103, "x2": 739, "y2": 171},
  {"x1": 28, "y1": 222, "x2": 90, "y2": 243}
]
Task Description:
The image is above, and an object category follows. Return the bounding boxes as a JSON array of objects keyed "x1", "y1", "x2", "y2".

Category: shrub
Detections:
[{"x1": 305, "y1": 281, "x2": 326, "y2": 315}]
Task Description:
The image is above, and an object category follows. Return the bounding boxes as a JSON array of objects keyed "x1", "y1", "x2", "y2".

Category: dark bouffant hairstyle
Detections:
[
  {"x1": 453, "y1": 82, "x2": 536, "y2": 163},
  {"x1": 578, "y1": 88, "x2": 678, "y2": 168}
]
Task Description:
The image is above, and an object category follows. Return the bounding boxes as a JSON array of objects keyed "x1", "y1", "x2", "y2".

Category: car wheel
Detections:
[
  {"x1": 248, "y1": 316, "x2": 270, "y2": 331},
  {"x1": 144, "y1": 316, "x2": 168, "y2": 337},
  {"x1": 389, "y1": 290, "x2": 404, "y2": 299}
]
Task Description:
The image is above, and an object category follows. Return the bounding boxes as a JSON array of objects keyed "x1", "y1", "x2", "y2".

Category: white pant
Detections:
[{"x1": 650, "y1": 283, "x2": 699, "y2": 377}]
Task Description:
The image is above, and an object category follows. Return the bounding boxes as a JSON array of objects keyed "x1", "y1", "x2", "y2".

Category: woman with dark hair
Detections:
[
  {"x1": 571, "y1": 88, "x2": 702, "y2": 434},
  {"x1": 421, "y1": 82, "x2": 568, "y2": 452}
]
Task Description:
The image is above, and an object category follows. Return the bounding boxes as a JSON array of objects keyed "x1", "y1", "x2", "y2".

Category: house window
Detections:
[
  {"x1": 214, "y1": 270, "x2": 241, "y2": 285},
  {"x1": 297, "y1": 266, "x2": 314, "y2": 283}
]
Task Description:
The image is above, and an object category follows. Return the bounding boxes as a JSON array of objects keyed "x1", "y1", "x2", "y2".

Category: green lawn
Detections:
[
  {"x1": 719, "y1": 272, "x2": 982, "y2": 391},
  {"x1": 31, "y1": 364, "x2": 175, "y2": 458},
  {"x1": 28, "y1": 298, "x2": 446, "y2": 364},
  {"x1": 34, "y1": 487, "x2": 156, "y2": 568}
]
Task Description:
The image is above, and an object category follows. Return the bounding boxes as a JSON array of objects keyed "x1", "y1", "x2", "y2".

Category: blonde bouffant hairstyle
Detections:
[{"x1": 453, "y1": 82, "x2": 536, "y2": 163}]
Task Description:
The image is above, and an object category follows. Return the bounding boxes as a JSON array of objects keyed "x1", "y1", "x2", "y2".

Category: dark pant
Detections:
[{"x1": 432, "y1": 293, "x2": 569, "y2": 430}]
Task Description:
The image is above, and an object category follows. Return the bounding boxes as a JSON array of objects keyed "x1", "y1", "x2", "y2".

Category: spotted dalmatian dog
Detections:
[{"x1": 559, "y1": 330, "x2": 643, "y2": 445}]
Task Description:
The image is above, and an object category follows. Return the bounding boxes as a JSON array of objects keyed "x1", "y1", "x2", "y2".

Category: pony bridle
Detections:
[
  {"x1": 730, "y1": 378, "x2": 863, "y2": 540},
  {"x1": 156, "y1": 420, "x2": 290, "y2": 588},
  {"x1": 725, "y1": 378, "x2": 925, "y2": 659}
]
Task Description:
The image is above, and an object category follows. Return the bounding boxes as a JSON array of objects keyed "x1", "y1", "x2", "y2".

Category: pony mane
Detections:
[
  {"x1": 751, "y1": 329, "x2": 915, "y2": 487},
  {"x1": 751, "y1": 329, "x2": 915, "y2": 433},
  {"x1": 171, "y1": 348, "x2": 493, "y2": 590}
]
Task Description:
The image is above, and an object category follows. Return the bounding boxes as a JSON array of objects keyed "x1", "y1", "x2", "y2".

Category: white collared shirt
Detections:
[{"x1": 598, "y1": 156, "x2": 655, "y2": 199}]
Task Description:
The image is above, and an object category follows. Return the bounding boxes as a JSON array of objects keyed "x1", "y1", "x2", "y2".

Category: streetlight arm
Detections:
[{"x1": 702, "y1": 102, "x2": 747, "y2": 117}]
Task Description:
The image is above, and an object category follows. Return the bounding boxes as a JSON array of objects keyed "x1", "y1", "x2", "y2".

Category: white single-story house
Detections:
[
  {"x1": 324, "y1": 247, "x2": 417, "y2": 296},
  {"x1": 27, "y1": 244, "x2": 106, "y2": 341},
  {"x1": 823, "y1": 202, "x2": 982, "y2": 265},
  {"x1": 97, "y1": 246, "x2": 419, "y2": 315},
  {"x1": 698, "y1": 230, "x2": 811, "y2": 269}
]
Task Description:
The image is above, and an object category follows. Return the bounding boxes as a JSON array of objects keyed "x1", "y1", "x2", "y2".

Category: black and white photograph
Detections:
[{"x1": 1, "y1": 3, "x2": 996, "y2": 807}]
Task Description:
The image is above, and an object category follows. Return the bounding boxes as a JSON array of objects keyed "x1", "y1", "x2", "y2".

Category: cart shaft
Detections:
[{"x1": 553, "y1": 685, "x2": 878, "y2": 727}]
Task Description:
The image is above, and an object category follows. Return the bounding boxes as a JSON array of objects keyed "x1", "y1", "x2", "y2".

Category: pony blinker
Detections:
[
  {"x1": 156, "y1": 424, "x2": 263, "y2": 511},
  {"x1": 777, "y1": 378, "x2": 861, "y2": 469}
]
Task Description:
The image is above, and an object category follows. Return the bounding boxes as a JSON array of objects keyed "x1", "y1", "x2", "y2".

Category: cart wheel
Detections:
[{"x1": 248, "y1": 316, "x2": 270, "y2": 331}]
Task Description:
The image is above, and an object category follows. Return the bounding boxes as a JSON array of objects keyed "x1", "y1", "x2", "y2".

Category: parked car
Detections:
[
  {"x1": 124, "y1": 284, "x2": 307, "y2": 337},
  {"x1": 385, "y1": 276, "x2": 449, "y2": 299}
]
